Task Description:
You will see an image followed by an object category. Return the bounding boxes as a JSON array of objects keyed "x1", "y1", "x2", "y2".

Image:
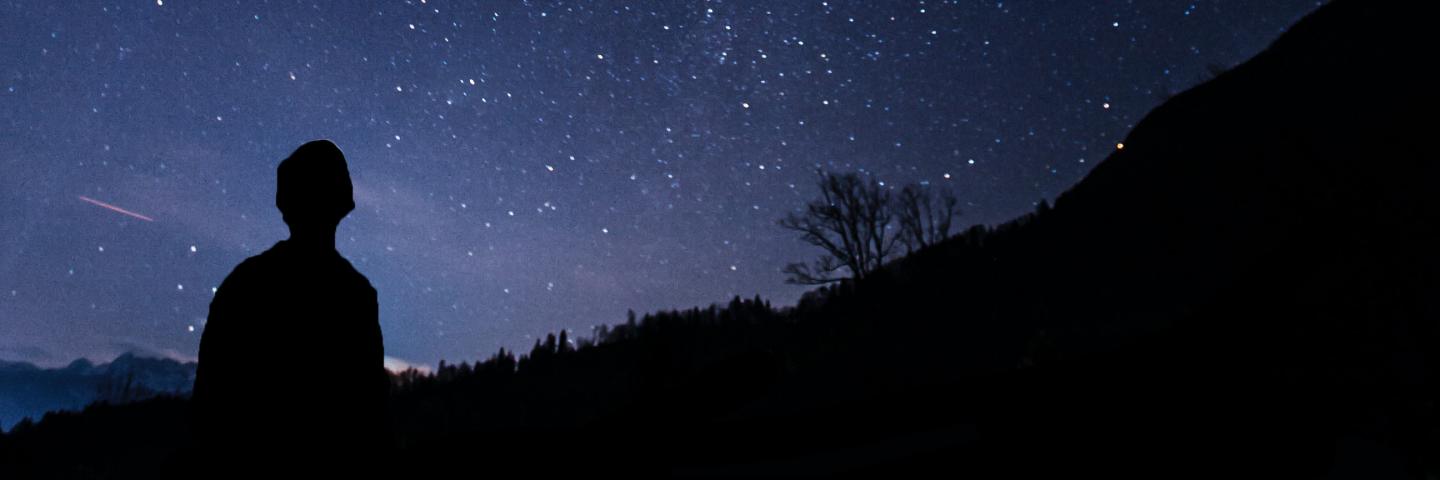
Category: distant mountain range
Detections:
[{"x1": 0, "y1": 353, "x2": 195, "y2": 431}]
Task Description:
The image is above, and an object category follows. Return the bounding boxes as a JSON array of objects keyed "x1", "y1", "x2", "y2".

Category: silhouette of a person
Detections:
[{"x1": 191, "y1": 140, "x2": 388, "y2": 464}]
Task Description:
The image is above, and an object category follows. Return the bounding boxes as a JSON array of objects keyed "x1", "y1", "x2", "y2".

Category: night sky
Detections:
[{"x1": 0, "y1": 0, "x2": 1322, "y2": 370}]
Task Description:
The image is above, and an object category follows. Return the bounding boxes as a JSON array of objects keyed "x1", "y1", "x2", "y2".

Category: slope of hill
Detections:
[{"x1": 2, "y1": 0, "x2": 1435, "y2": 476}]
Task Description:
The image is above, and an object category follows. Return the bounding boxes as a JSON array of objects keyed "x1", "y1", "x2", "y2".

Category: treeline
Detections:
[{"x1": 381, "y1": 200, "x2": 1060, "y2": 461}]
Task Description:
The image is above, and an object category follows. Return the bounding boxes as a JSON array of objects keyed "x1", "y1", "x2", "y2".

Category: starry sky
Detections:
[{"x1": 0, "y1": 0, "x2": 1322, "y2": 369}]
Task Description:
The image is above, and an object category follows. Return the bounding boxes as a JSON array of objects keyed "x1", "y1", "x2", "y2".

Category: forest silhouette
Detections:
[{"x1": 2, "y1": 0, "x2": 1436, "y2": 477}]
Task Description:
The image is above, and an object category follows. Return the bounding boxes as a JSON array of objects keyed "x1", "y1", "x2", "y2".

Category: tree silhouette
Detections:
[
  {"x1": 780, "y1": 170, "x2": 961, "y2": 284},
  {"x1": 895, "y1": 184, "x2": 960, "y2": 254},
  {"x1": 779, "y1": 171, "x2": 897, "y2": 284}
]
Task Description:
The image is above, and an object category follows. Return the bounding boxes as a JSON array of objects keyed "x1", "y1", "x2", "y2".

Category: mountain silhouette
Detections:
[
  {"x1": 860, "y1": 0, "x2": 1436, "y2": 475},
  {"x1": 1, "y1": 0, "x2": 1436, "y2": 477},
  {"x1": 0, "y1": 353, "x2": 195, "y2": 432}
]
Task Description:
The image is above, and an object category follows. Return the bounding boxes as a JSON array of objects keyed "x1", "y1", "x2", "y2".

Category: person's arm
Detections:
[
  {"x1": 366, "y1": 284, "x2": 388, "y2": 410},
  {"x1": 190, "y1": 262, "x2": 250, "y2": 443},
  {"x1": 359, "y1": 282, "x2": 391, "y2": 447}
]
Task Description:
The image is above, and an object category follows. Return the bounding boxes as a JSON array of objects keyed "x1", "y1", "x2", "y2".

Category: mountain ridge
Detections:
[{"x1": 0, "y1": 352, "x2": 196, "y2": 431}]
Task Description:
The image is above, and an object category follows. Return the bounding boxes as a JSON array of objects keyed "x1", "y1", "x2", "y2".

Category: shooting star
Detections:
[{"x1": 78, "y1": 195, "x2": 155, "y2": 222}]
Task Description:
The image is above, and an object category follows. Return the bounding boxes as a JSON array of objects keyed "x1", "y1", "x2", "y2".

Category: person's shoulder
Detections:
[
  {"x1": 219, "y1": 243, "x2": 286, "y2": 283},
  {"x1": 333, "y1": 254, "x2": 377, "y2": 295},
  {"x1": 239, "y1": 242, "x2": 288, "y2": 269}
]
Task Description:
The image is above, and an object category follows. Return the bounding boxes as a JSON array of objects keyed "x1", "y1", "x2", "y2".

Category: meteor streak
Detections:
[{"x1": 78, "y1": 195, "x2": 155, "y2": 222}]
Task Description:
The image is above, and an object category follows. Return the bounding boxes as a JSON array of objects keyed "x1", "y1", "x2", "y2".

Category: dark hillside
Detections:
[{"x1": 873, "y1": 0, "x2": 1438, "y2": 475}]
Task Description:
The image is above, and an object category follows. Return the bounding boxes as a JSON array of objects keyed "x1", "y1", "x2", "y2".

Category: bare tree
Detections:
[
  {"x1": 895, "y1": 184, "x2": 960, "y2": 254},
  {"x1": 779, "y1": 171, "x2": 897, "y2": 284}
]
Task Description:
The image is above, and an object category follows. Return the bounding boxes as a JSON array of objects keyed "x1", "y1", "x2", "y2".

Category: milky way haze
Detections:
[{"x1": 0, "y1": 1, "x2": 1321, "y2": 368}]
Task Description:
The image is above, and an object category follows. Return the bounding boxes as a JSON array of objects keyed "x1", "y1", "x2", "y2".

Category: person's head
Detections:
[{"x1": 276, "y1": 140, "x2": 354, "y2": 233}]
